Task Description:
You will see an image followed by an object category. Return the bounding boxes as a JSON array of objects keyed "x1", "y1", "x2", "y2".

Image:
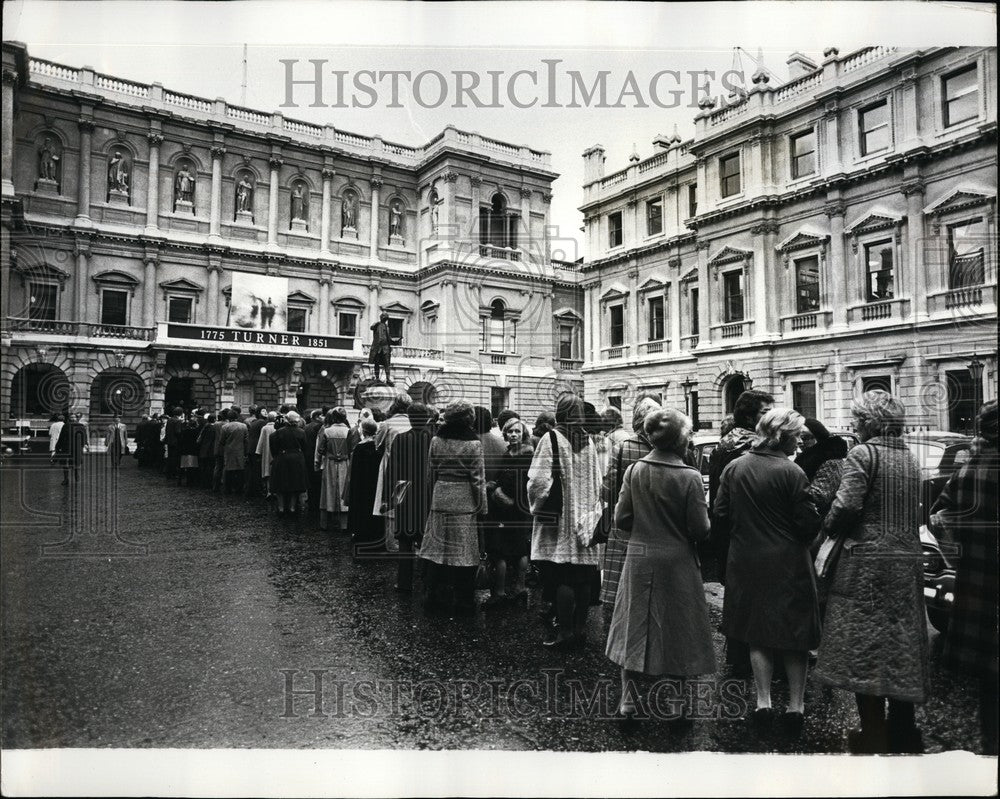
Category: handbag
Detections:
[
  {"x1": 534, "y1": 431, "x2": 563, "y2": 525},
  {"x1": 576, "y1": 499, "x2": 606, "y2": 548},
  {"x1": 814, "y1": 443, "x2": 879, "y2": 588}
]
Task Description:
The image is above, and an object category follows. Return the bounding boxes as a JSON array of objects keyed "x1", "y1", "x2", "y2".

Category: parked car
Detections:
[
  {"x1": 902, "y1": 431, "x2": 974, "y2": 526},
  {"x1": 1, "y1": 420, "x2": 49, "y2": 458},
  {"x1": 921, "y1": 522, "x2": 957, "y2": 633},
  {"x1": 691, "y1": 433, "x2": 719, "y2": 500}
]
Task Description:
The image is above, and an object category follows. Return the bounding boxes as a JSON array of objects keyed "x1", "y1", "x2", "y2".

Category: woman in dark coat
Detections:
[
  {"x1": 346, "y1": 418, "x2": 385, "y2": 558},
  {"x1": 930, "y1": 400, "x2": 999, "y2": 756},
  {"x1": 795, "y1": 418, "x2": 850, "y2": 519},
  {"x1": 388, "y1": 403, "x2": 435, "y2": 593},
  {"x1": 715, "y1": 408, "x2": 821, "y2": 738},
  {"x1": 176, "y1": 415, "x2": 201, "y2": 487},
  {"x1": 197, "y1": 414, "x2": 218, "y2": 488},
  {"x1": 268, "y1": 411, "x2": 309, "y2": 516},
  {"x1": 484, "y1": 418, "x2": 535, "y2": 607},
  {"x1": 606, "y1": 408, "x2": 715, "y2": 721}
]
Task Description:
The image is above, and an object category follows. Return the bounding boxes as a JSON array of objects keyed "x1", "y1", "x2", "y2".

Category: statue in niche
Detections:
[
  {"x1": 107, "y1": 150, "x2": 130, "y2": 193},
  {"x1": 429, "y1": 188, "x2": 440, "y2": 232},
  {"x1": 389, "y1": 201, "x2": 403, "y2": 239},
  {"x1": 174, "y1": 162, "x2": 195, "y2": 205},
  {"x1": 341, "y1": 190, "x2": 358, "y2": 230},
  {"x1": 235, "y1": 174, "x2": 254, "y2": 214},
  {"x1": 38, "y1": 137, "x2": 61, "y2": 183},
  {"x1": 291, "y1": 182, "x2": 308, "y2": 221}
]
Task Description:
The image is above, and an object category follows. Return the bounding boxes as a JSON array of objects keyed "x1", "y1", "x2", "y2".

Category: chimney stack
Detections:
[
  {"x1": 786, "y1": 52, "x2": 819, "y2": 81},
  {"x1": 582, "y1": 144, "x2": 606, "y2": 183}
]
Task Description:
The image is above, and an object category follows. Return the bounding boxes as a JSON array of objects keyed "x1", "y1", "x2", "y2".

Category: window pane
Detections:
[
  {"x1": 948, "y1": 218, "x2": 986, "y2": 288},
  {"x1": 559, "y1": 325, "x2": 574, "y2": 359},
  {"x1": 864, "y1": 240, "x2": 894, "y2": 301},
  {"x1": 28, "y1": 283, "x2": 57, "y2": 321},
  {"x1": 720, "y1": 154, "x2": 741, "y2": 197},
  {"x1": 338, "y1": 312, "x2": 357, "y2": 337},
  {"x1": 688, "y1": 185, "x2": 697, "y2": 217},
  {"x1": 609, "y1": 212, "x2": 623, "y2": 247},
  {"x1": 860, "y1": 102, "x2": 889, "y2": 155},
  {"x1": 795, "y1": 256, "x2": 820, "y2": 313},
  {"x1": 861, "y1": 375, "x2": 891, "y2": 394},
  {"x1": 723, "y1": 272, "x2": 744, "y2": 322},
  {"x1": 791, "y1": 381, "x2": 817, "y2": 420},
  {"x1": 646, "y1": 199, "x2": 663, "y2": 235},
  {"x1": 287, "y1": 307, "x2": 307, "y2": 332},
  {"x1": 168, "y1": 297, "x2": 192, "y2": 323},
  {"x1": 387, "y1": 318, "x2": 403, "y2": 341},
  {"x1": 791, "y1": 130, "x2": 815, "y2": 178},
  {"x1": 101, "y1": 290, "x2": 128, "y2": 325},
  {"x1": 647, "y1": 296, "x2": 664, "y2": 340},
  {"x1": 690, "y1": 287, "x2": 700, "y2": 335},
  {"x1": 609, "y1": 305, "x2": 624, "y2": 346},
  {"x1": 944, "y1": 65, "x2": 978, "y2": 126}
]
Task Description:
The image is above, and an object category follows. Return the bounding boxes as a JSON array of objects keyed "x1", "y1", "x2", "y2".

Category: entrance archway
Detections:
[
  {"x1": 10, "y1": 363, "x2": 71, "y2": 419},
  {"x1": 89, "y1": 368, "x2": 146, "y2": 428},
  {"x1": 723, "y1": 375, "x2": 747, "y2": 415},
  {"x1": 164, "y1": 373, "x2": 217, "y2": 413}
]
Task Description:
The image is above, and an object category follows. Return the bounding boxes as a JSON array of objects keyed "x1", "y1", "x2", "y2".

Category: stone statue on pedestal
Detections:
[
  {"x1": 342, "y1": 191, "x2": 358, "y2": 231},
  {"x1": 174, "y1": 163, "x2": 195, "y2": 207},
  {"x1": 369, "y1": 311, "x2": 396, "y2": 385},
  {"x1": 291, "y1": 183, "x2": 308, "y2": 221},
  {"x1": 38, "y1": 137, "x2": 60, "y2": 182},
  {"x1": 235, "y1": 175, "x2": 254, "y2": 218},
  {"x1": 389, "y1": 201, "x2": 403, "y2": 242},
  {"x1": 107, "y1": 150, "x2": 130, "y2": 193}
]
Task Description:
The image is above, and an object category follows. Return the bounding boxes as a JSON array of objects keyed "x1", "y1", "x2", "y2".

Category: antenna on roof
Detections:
[{"x1": 240, "y1": 44, "x2": 248, "y2": 105}]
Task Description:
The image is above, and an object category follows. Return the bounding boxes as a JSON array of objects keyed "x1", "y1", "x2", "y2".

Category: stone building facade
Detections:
[
  {"x1": 0, "y1": 41, "x2": 584, "y2": 432},
  {"x1": 579, "y1": 45, "x2": 997, "y2": 433}
]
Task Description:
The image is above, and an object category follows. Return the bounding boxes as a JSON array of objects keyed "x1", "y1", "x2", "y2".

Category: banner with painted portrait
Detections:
[{"x1": 228, "y1": 272, "x2": 288, "y2": 331}]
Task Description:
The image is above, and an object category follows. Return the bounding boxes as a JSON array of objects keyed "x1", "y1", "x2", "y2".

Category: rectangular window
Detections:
[
  {"x1": 608, "y1": 212, "x2": 623, "y2": 248},
  {"x1": 609, "y1": 305, "x2": 625, "y2": 346},
  {"x1": 690, "y1": 287, "x2": 700, "y2": 335},
  {"x1": 859, "y1": 100, "x2": 890, "y2": 156},
  {"x1": 338, "y1": 312, "x2": 357, "y2": 337},
  {"x1": 795, "y1": 256, "x2": 821, "y2": 313},
  {"x1": 28, "y1": 283, "x2": 57, "y2": 321},
  {"x1": 688, "y1": 184, "x2": 697, "y2": 217},
  {"x1": 387, "y1": 318, "x2": 403, "y2": 343},
  {"x1": 719, "y1": 153, "x2": 741, "y2": 198},
  {"x1": 861, "y1": 375, "x2": 892, "y2": 394},
  {"x1": 647, "y1": 295, "x2": 665, "y2": 341},
  {"x1": 607, "y1": 395, "x2": 622, "y2": 410},
  {"x1": 489, "y1": 317, "x2": 505, "y2": 352},
  {"x1": 943, "y1": 64, "x2": 978, "y2": 127},
  {"x1": 287, "y1": 307, "x2": 307, "y2": 333},
  {"x1": 790, "y1": 129, "x2": 816, "y2": 179},
  {"x1": 723, "y1": 271, "x2": 744, "y2": 322},
  {"x1": 864, "y1": 239, "x2": 895, "y2": 301},
  {"x1": 167, "y1": 297, "x2": 192, "y2": 324},
  {"x1": 791, "y1": 380, "x2": 818, "y2": 420},
  {"x1": 947, "y1": 218, "x2": 986, "y2": 289},
  {"x1": 490, "y1": 387, "x2": 509, "y2": 420},
  {"x1": 646, "y1": 198, "x2": 663, "y2": 236},
  {"x1": 559, "y1": 324, "x2": 574, "y2": 359},
  {"x1": 101, "y1": 289, "x2": 128, "y2": 326}
]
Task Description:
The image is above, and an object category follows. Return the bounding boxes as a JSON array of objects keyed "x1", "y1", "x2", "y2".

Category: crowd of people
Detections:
[{"x1": 48, "y1": 388, "x2": 998, "y2": 755}]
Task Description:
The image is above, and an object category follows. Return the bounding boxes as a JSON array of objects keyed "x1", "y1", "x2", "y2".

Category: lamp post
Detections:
[
  {"x1": 967, "y1": 353, "x2": 984, "y2": 434},
  {"x1": 681, "y1": 375, "x2": 695, "y2": 422}
]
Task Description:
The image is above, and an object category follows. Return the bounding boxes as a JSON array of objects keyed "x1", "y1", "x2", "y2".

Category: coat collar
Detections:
[{"x1": 640, "y1": 449, "x2": 686, "y2": 466}]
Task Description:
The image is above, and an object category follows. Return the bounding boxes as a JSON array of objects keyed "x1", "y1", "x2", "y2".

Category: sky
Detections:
[{"x1": 4, "y1": 1, "x2": 994, "y2": 258}]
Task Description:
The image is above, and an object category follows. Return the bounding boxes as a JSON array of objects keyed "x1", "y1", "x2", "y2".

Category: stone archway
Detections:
[
  {"x1": 723, "y1": 374, "x2": 748, "y2": 415},
  {"x1": 164, "y1": 373, "x2": 217, "y2": 414},
  {"x1": 89, "y1": 367, "x2": 147, "y2": 428},
  {"x1": 9, "y1": 363, "x2": 71, "y2": 419}
]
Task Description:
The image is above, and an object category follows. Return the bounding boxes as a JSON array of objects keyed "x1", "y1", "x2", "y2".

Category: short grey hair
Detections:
[
  {"x1": 631, "y1": 396, "x2": 662, "y2": 434},
  {"x1": 643, "y1": 408, "x2": 693, "y2": 455},
  {"x1": 754, "y1": 408, "x2": 806, "y2": 449},
  {"x1": 852, "y1": 389, "x2": 906, "y2": 438}
]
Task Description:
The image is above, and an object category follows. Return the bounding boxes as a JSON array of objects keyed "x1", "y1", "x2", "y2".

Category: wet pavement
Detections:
[{"x1": 0, "y1": 455, "x2": 987, "y2": 753}]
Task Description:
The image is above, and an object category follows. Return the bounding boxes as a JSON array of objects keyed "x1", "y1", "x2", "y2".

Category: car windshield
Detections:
[{"x1": 906, "y1": 441, "x2": 947, "y2": 471}]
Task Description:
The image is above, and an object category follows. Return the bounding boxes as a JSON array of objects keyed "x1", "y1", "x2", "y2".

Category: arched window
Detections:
[
  {"x1": 488, "y1": 299, "x2": 505, "y2": 352},
  {"x1": 479, "y1": 192, "x2": 518, "y2": 250}
]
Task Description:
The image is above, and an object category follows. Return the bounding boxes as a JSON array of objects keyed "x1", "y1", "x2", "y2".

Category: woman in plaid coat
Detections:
[{"x1": 931, "y1": 400, "x2": 999, "y2": 755}]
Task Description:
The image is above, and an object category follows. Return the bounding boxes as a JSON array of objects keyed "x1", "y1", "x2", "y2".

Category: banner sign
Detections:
[{"x1": 167, "y1": 323, "x2": 355, "y2": 351}]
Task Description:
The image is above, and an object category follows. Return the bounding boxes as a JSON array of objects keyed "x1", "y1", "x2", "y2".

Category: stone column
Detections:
[
  {"x1": 1, "y1": 67, "x2": 16, "y2": 197},
  {"x1": 267, "y1": 154, "x2": 282, "y2": 247},
  {"x1": 470, "y1": 177, "x2": 482, "y2": 247},
  {"x1": 206, "y1": 248, "x2": 222, "y2": 326},
  {"x1": 903, "y1": 179, "x2": 927, "y2": 320},
  {"x1": 369, "y1": 175, "x2": 382, "y2": 257},
  {"x1": 669, "y1": 258, "x2": 682, "y2": 352},
  {"x1": 320, "y1": 167, "x2": 334, "y2": 253},
  {"x1": 582, "y1": 282, "x2": 593, "y2": 363},
  {"x1": 899, "y1": 67, "x2": 923, "y2": 151},
  {"x1": 442, "y1": 171, "x2": 459, "y2": 249},
  {"x1": 74, "y1": 238, "x2": 90, "y2": 322},
  {"x1": 519, "y1": 187, "x2": 532, "y2": 256},
  {"x1": 628, "y1": 268, "x2": 639, "y2": 355},
  {"x1": 826, "y1": 200, "x2": 848, "y2": 327},
  {"x1": 318, "y1": 267, "x2": 332, "y2": 333},
  {"x1": 145, "y1": 133, "x2": 163, "y2": 231},
  {"x1": 695, "y1": 158, "x2": 708, "y2": 217},
  {"x1": 142, "y1": 249, "x2": 158, "y2": 327},
  {"x1": 76, "y1": 118, "x2": 95, "y2": 222},
  {"x1": 0, "y1": 219, "x2": 11, "y2": 320},
  {"x1": 436, "y1": 279, "x2": 452, "y2": 354},
  {"x1": 209, "y1": 144, "x2": 225, "y2": 239},
  {"x1": 696, "y1": 241, "x2": 711, "y2": 345},
  {"x1": 368, "y1": 279, "x2": 380, "y2": 328},
  {"x1": 823, "y1": 103, "x2": 843, "y2": 178}
]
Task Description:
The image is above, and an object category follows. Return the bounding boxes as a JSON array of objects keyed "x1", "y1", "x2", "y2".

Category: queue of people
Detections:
[{"x1": 56, "y1": 387, "x2": 997, "y2": 756}]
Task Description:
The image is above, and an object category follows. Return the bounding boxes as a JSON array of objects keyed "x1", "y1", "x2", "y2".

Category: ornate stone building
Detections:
[
  {"x1": 1, "y1": 42, "x2": 584, "y2": 430},
  {"x1": 580, "y1": 46, "x2": 997, "y2": 432}
]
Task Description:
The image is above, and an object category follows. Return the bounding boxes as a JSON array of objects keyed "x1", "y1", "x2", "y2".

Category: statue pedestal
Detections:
[
  {"x1": 175, "y1": 199, "x2": 194, "y2": 215},
  {"x1": 108, "y1": 189, "x2": 130, "y2": 207},
  {"x1": 357, "y1": 381, "x2": 404, "y2": 414},
  {"x1": 342, "y1": 226, "x2": 358, "y2": 240},
  {"x1": 235, "y1": 210, "x2": 254, "y2": 226},
  {"x1": 389, "y1": 234, "x2": 404, "y2": 247},
  {"x1": 35, "y1": 178, "x2": 59, "y2": 195},
  {"x1": 291, "y1": 218, "x2": 308, "y2": 233}
]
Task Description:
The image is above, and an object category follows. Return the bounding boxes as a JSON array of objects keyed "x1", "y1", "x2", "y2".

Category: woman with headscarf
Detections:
[
  {"x1": 813, "y1": 390, "x2": 928, "y2": 754},
  {"x1": 484, "y1": 417, "x2": 535, "y2": 608},
  {"x1": 715, "y1": 408, "x2": 821, "y2": 739},
  {"x1": 419, "y1": 401, "x2": 486, "y2": 616},
  {"x1": 315, "y1": 407, "x2": 351, "y2": 531},
  {"x1": 599, "y1": 395, "x2": 661, "y2": 608},
  {"x1": 269, "y1": 411, "x2": 309, "y2": 516},
  {"x1": 346, "y1": 418, "x2": 385, "y2": 558},
  {"x1": 795, "y1": 418, "x2": 850, "y2": 520},
  {"x1": 388, "y1": 403, "x2": 436, "y2": 594},
  {"x1": 528, "y1": 394, "x2": 603, "y2": 649}
]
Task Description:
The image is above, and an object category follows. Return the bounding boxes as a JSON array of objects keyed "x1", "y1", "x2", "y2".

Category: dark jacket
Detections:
[
  {"x1": 387, "y1": 427, "x2": 433, "y2": 540},
  {"x1": 268, "y1": 425, "x2": 309, "y2": 494}
]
